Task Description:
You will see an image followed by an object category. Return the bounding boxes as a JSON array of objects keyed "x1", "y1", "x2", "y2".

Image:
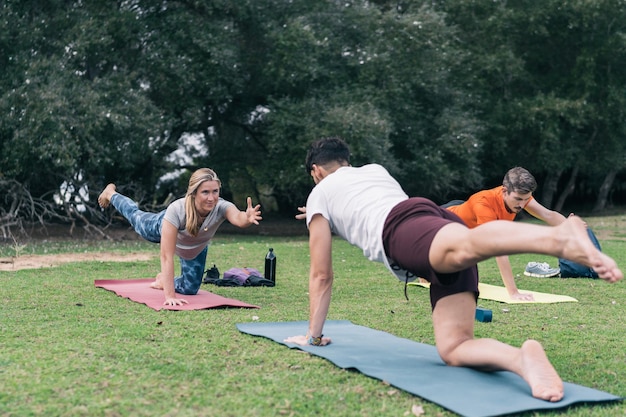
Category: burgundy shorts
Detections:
[{"x1": 382, "y1": 197, "x2": 479, "y2": 309}]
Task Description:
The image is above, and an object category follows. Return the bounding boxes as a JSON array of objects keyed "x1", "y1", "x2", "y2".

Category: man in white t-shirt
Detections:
[{"x1": 285, "y1": 137, "x2": 622, "y2": 403}]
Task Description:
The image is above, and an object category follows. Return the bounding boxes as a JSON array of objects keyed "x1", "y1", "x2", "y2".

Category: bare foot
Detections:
[
  {"x1": 149, "y1": 274, "x2": 164, "y2": 290},
  {"x1": 98, "y1": 184, "x2": 117, "y2": 208},
  {"x1": 520, "y1": 340, "x2": 564, "y2": 402},
  {"x1": 558, "y1": 216, "x2": 623, "y2": 283}
]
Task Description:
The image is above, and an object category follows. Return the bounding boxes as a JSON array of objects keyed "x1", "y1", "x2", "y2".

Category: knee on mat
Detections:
[
  {"x1": 174, "y1": 279, "x2": 201, "y2": 295},
  {"x1": 176, "y1": 287, "x2": 200, "y2": 295},
  {"x1": 438, "y1": 351, "x2": 462, "y2": 367},
  {"x1": 436, "y1": 339, "x2": 471, "y2": 367}
]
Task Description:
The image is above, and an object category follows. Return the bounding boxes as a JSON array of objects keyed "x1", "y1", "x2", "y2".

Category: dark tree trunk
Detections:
[
  {"x1": 592, "y1": 168, "x2": 619, "y2": 213},
  {"x1": 541, "y1": 169, "x2": 562, "y2": 208},
  {"x1": 554, "y1": 166, "x2": 579, "y2": 213}
]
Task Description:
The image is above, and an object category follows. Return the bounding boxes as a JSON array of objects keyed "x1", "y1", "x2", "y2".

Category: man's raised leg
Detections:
[{"x1": 430, "y1": 216, "x2": 622, "y2": 283}]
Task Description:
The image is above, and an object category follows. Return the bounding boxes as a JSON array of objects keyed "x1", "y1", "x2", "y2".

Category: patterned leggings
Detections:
[{"x1": 110, "y1": 193, "x2": 207, "y2": 295}]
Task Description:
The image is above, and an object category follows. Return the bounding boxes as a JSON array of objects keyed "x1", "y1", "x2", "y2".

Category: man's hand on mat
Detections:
[
  {"x1": 164, "y1": 297, "x2": 188, "y2": 306},
  {"x1": 510, "y1": 291, "x2": 534, "y2": 301},
  {"x1": 283, "y1": 335, "x2": 332, "y2": 346}
]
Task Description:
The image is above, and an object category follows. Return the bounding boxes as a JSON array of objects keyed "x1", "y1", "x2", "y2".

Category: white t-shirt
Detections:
[
  {"x1": 164, "y1": 197, "x2": 235, "y2": 259},
  {"x1": 305, "y1": 164, "x2": 408, "y2": 272}
]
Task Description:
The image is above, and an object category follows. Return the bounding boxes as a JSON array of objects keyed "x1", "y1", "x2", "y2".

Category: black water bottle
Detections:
[{"x1": 264, "y1": 248, "x2": 276, "y2": 283}]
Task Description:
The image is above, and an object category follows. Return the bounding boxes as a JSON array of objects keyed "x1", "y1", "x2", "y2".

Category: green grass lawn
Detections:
[{"x1": 1, "y1": 216, "x2": 625, "y2": 416}]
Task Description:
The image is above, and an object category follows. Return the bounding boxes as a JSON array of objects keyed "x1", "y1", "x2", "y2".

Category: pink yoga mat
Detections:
[{"x1": 95, "y1": 279, "x2": 259, "y2": 311}]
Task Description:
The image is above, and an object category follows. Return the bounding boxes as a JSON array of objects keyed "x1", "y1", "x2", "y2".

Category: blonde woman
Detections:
[{"x1": 98, "y1": 168, "x2": 262, "y2": 306}]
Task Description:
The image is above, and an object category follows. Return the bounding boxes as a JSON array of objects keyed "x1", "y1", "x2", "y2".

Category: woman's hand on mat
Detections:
[
  {"x1": 283, "y1": 335, "x2": 332, "y2": 346},
  {"x1": 164, "y1": 297, "x2": 188, "y2": 306}
]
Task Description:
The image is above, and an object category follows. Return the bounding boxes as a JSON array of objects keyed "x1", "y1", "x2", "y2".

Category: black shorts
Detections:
[{"x1": 383, "y1": 197, "x2": 479, "y2": 309}]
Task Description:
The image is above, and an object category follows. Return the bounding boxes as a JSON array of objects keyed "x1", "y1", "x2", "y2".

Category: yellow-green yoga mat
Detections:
[
  {"x1": 237, "y1": 320, "x2": 620, "y2": 417},
  {"x1": 409, "y1": 281, "x2": 578, "y2": 303}
]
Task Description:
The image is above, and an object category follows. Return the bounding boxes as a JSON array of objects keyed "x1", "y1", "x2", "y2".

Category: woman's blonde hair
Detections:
[{"x1": 184, "y1": 168, "x2": 221, "y2": 236}]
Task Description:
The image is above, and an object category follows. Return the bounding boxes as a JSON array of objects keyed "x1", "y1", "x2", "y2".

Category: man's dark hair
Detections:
[
  {"x1": 502, "y1": 167, "x2": 537, "y2": 194},
  {"x1": 305, "y1": 137, "x2": 351, "y2": 173}
]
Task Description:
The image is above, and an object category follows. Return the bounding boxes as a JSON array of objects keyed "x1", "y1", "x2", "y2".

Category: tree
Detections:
[
  {"x1": 0, "y1": 1, "x2": 171, "y2": 231},
  {"x1": 438, "y1": 0, "x2": 626, "y2": 211},
  {"x1": 259, "y1": 1, "x2": 484, "y2": 204},
  {"x1": 1, "y1": 0, "x2": 624, "y2": 236}
]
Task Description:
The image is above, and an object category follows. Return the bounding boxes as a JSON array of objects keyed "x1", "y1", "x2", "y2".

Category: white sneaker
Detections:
[{"x1": 524, "y1": 262, "x2": 560, "y2": 278}]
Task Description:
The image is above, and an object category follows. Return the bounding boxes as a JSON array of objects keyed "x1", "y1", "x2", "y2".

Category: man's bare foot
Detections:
[
  {"x1": 98, "y1": 184, "x2": 117, "y2": 208},
  {"x1": 558, "y1": 216, "x2": 623, "y2": 283},
  {"x1": 520, "y1": 340, "x2": 564, "y2": 402}
]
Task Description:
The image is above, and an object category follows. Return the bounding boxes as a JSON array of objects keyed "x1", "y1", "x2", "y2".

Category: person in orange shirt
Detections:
[{"x1": 445, "y1": 167, "x2": 567, "y2": 301}]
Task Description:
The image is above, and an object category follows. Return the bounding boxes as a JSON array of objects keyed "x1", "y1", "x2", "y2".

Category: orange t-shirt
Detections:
[{"x1": 447, "y1": 186, "x2": 532, "y2": 228}]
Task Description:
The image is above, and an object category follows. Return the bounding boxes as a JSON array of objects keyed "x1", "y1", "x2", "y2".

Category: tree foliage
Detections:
[
  {"x1": 436, "y1": 0, "x2": 626, "y2": 208},
  {"x1": 0, "y1": 0, "x2": 625, "y2": 235}
]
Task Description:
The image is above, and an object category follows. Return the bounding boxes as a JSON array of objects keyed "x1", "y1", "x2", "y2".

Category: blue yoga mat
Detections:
[{"x1": 237, "y1": 320, "x2": 621, "y2": 417}]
